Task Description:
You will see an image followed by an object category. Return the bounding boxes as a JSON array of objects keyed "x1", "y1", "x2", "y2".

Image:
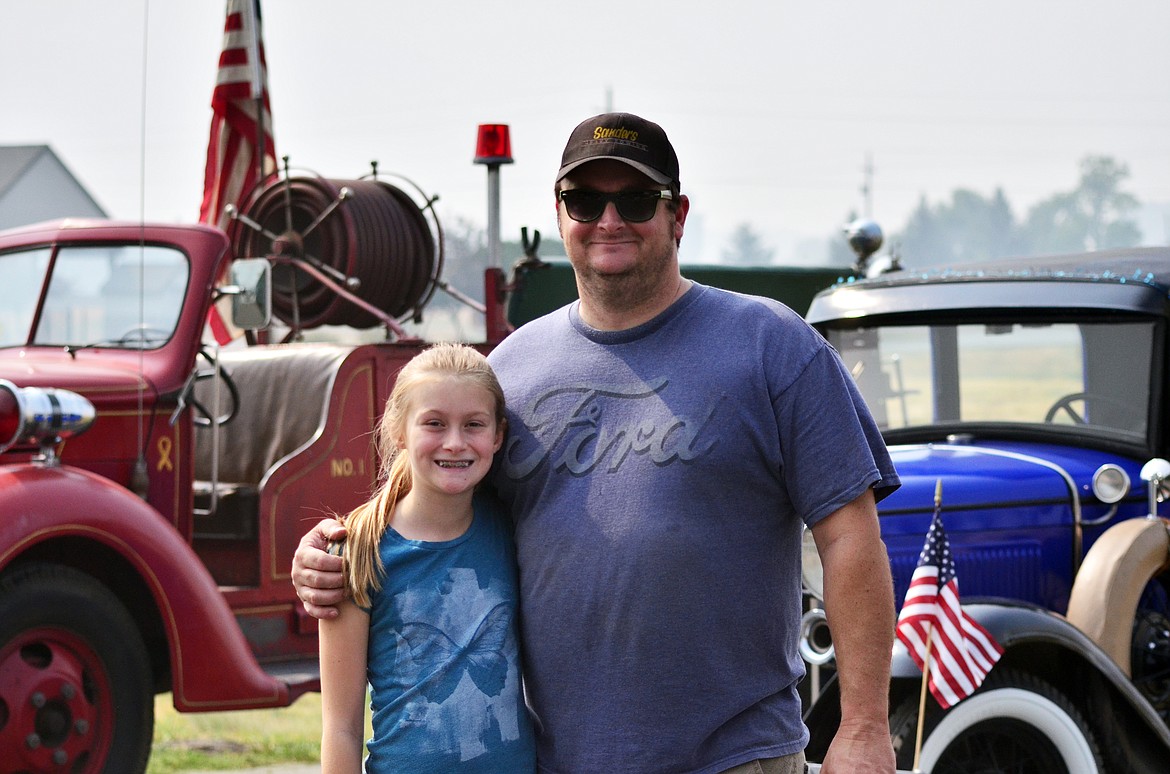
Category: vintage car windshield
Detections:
[
  {"x1": 826, "y1": 319, "x2": 1154, "y2": 441},
  {"x1": 0, "y1": 244, "x2": 189, "y2": 349}
]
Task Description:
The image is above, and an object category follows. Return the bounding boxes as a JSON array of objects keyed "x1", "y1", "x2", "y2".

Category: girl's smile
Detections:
[{"x1": 399, "y1": 377, "x2": 503, "y2": 500}]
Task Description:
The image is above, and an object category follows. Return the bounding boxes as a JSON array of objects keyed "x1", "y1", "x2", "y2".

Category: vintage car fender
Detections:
[
  {"x1": 804, "y1": 601, "x2": 1170, "y2": 764},
  {"x1": 1066, "y1": 516, "x2": 1170, "y2": 675},
  {"x1": 0, "y1": 462, "x2": 290, "y2": 711},
  {"x1": 887, "y1": 601, "x2": 1164, "y2": 710}
]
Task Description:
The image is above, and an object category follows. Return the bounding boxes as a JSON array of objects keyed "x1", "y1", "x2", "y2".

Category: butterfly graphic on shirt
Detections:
[{"x1": 398, "y1": 601, "x2": 512, "y2": 703}]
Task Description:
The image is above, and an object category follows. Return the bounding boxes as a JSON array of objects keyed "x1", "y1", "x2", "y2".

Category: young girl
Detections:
[{"x1": 319, "y1": 342, "x2": 535, "y2": 773}]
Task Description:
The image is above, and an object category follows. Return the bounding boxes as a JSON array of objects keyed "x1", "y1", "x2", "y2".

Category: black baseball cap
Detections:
[{"x1": 556, "y1": 112, "x2": 680, "y2": 186}]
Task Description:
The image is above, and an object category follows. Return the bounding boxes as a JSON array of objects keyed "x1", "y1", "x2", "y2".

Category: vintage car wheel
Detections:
[
  {"x1": 890, "y1": 669, "x2": 1103, "y2": 773},
  {"x1": 1133, "y1": 575, "x2": 1170, "y2": 721},
  {"x1": 0, "y1": 563, "x2": 153, "y2": 774}
]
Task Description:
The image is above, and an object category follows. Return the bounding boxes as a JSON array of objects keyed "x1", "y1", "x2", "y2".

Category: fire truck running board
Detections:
[{"x1": 261, "y1": 658, "x2": 321, "y2": 700}]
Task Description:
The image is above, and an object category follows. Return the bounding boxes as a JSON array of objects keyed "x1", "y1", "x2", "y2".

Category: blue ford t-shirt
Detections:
[{"x1": 489, "y1": 283, "x2": 898, "y2": 773}]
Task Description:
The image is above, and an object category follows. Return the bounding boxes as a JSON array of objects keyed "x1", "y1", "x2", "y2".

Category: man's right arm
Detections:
[{"x1": 291, "y1": 517, "x2": 349, "y2": 619}]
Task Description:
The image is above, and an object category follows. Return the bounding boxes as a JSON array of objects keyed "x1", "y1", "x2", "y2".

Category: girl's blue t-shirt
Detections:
[{"x1": 363, "y1": 493, "x2": 534, "y2": 773}]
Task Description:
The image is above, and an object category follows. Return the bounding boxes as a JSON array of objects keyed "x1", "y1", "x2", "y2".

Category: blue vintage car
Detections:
[{"x1": 800, "y1": 246, "x2": 1170, "y2": 772}]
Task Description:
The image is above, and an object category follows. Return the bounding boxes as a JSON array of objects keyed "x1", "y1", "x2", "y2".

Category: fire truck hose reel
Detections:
[{"x1": 230, "y1": 175, "x2": 439, "y2": 330}]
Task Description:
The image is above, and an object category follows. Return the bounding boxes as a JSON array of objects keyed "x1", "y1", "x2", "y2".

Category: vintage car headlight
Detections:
[
  {"x1": 801, "y1": 526, "x2": 824, "y2": 601},
  {"x1": 1092, "y1": 463, "x2": 1130, "y2": 504}
]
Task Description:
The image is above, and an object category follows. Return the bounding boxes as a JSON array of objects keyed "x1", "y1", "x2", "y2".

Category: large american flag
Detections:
[
  {"x1": 199, "y1": 0, "x2": 275, "y2": 231},
  {"x1": 895, "y1": 510, "x2": 1004, "y2": 708},
  {"x1": 200, "y1": 0, "x2": 275, "y2": 344}
]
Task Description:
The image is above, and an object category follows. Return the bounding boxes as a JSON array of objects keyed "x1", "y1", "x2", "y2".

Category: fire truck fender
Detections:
[{"x1": 0, "y1": 463, "x2": 290, "y2": 711}]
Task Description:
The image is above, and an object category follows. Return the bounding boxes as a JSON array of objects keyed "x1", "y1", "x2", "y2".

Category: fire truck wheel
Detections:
[
  {"x1": 889, "y1": 668, "x2": 1103, "y2": 773},
  {"x1": 0, "y1": 563, "x2": 153, "y2": 774}
]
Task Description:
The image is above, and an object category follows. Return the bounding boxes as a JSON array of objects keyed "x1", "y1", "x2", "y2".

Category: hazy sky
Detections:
[{"x1": 3, "y1": 1, "x2": 1168, "y2": 265}]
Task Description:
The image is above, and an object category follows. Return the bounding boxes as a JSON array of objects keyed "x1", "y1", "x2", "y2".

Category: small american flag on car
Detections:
[{"x1": 895, "y1": 507, "x2": 1004, "y2": 708}]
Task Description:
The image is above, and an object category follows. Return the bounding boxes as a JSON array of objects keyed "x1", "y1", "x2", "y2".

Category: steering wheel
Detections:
[
  {"x1": 114, "y1": 324, "x2": 172, "y2": 348},
  {"x1": 188, "y1": 348, "x2": 240, "y2": 427},
  {"x1": 1044, "y1": 391, "x2": 1141, "y2": 427}
]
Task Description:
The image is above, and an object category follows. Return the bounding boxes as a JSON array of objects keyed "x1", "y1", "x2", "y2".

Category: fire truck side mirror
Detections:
[{"x1": 228, "y1": 259, "x2": 272, "y2": 331}]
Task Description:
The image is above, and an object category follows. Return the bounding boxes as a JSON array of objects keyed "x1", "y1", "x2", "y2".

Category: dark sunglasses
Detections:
[{"x1": 558, "y1": 189, "x2": 673, "y2": 223}]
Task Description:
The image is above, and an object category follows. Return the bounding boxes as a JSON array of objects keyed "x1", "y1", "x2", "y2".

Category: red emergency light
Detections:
[
  {"x1": 474, "y1": 124, "x2": 513, "y2": 165},
  {"x1": 0, "y1": 379, "x2": 95, "y2": 458}
]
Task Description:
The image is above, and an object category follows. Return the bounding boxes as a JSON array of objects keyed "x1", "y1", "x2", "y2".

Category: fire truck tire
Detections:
[
  {"x1": 889, "y1": 668, "x2": 1103, "y2": 773},
  {"x1": 0, "y1": 563, "x2": 153, "y2": 774}
]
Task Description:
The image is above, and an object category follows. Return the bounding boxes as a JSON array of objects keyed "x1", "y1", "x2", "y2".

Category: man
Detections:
[{"x1": 294, "y1": 112, "x2": 899, "y2": 774}]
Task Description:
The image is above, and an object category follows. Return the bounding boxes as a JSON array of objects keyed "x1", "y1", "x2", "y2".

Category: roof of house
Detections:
[
  {"x1": 0, "y1": 144, "x2": 106, "y2": 220},
  {"x1": 0, "y1": 145, "x2": 50, "y2": 198}
]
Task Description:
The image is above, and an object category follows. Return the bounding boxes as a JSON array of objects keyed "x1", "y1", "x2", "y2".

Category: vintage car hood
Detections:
[
  {"x1": 879, "y1": 440, "x2": 1142, "y2": 520},
  {"x1": 873, "y1": 439, "x2": 1151, "y2": 611}
]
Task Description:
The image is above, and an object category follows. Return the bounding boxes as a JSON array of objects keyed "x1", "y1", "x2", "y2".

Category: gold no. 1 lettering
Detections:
[{"x1": 329, "y1": 457, "x2": 366, "y2": 477}]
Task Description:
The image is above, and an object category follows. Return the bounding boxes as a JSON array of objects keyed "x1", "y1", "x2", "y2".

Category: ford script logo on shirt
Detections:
[{"x1": 501, "y1": 378, "x2": 720, "y2": 480}]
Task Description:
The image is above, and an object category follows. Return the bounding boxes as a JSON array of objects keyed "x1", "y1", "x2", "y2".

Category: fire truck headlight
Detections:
[{"x1": 0, "y1": 379, "x2": 96, "y2": 454}]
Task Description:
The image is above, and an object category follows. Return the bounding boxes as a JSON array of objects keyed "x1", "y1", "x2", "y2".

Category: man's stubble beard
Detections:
[{"x1": 571, "y1": 239, "x2": 678, "y2": 316}]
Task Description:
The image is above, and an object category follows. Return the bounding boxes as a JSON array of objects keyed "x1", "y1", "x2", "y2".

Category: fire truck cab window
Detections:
[
  {"x1": 0, "y1": 247, "x2": 53, "y2": 346},
  {"x1": 34, "y1": 245, "x2": 189, "y2": 348}
]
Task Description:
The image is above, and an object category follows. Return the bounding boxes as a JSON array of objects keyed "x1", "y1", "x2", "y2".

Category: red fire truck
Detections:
[
  {"x1": 0, "y1": 170, "x2": 492, "y2": 772},
  {"x1": 0, "y1": 165, "x2": 845, "y2": 772}
]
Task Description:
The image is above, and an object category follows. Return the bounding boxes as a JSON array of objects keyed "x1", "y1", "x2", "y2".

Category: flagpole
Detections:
[
  {"x1": 201, "y1": 0, "x2": 276, "y2": 341},
  {"x1": 245, "y1": 0, "x2": 266, "y2": 184},
  {"x1": 912, "y1": 625, "x2": 933, "y2": 773},
  {"x1": 912, "y1": 478, "x2": 943, "y2": 773},
  {"x1": 895, "y1": 478, "x2": 1004, "y2": 773}
]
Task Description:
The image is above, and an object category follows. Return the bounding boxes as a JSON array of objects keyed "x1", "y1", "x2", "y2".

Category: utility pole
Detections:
[{"x1": 861, "y1": 152, "x2": 874, "y2": 219}]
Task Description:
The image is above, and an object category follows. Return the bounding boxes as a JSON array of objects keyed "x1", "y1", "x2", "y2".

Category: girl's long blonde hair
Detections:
[{"x1": 341, "y1": 342, "x2": 505, "y2": 607}]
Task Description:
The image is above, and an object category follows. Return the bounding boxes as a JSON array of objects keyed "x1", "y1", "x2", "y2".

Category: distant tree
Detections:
[
  {"x1": 1020, "y1": 155, "x2": 1140, "y2": 253},
  {"x1": 722, "y1": 223, "x2": 775, "y2": 265},
  {"x1": 1018, "y1": 192, "x2": 1086, "y2": 255},
  {"x1": 898, "y1": 196, "x2": 946, "y2": 266},
  {"x1": 897, "y1": 187, "x2": 1022, "y2": 267},
  {"x1": 959, "y1": 188, "x2": 1021, "y2": 259},
  {"x1": 890, "y1": 154, "x2": 1142, "y2": 268},
  {"x1": 400, "y1": 219, "x2": 559, "y2": 340},
  {"x1": 436, "y1": 219, "x2": 560, "y2": 300}
]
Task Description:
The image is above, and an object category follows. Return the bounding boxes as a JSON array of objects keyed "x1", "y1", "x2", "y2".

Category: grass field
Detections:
[{"x1": 148, "y1": 692, "x2": 324, "y2": 773}]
